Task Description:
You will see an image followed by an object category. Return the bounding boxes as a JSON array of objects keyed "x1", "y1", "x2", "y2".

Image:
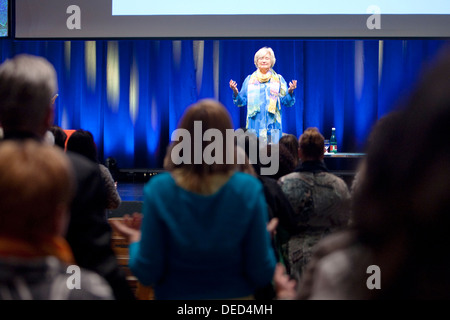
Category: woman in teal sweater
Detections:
[{"x1": 111, "y1": 99, "x2": 277, "y2": 300}]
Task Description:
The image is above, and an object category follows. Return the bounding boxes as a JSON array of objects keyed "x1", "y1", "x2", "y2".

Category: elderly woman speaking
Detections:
[{"x1": 230, "y1": 47, "x2": 297, "y2": 144}]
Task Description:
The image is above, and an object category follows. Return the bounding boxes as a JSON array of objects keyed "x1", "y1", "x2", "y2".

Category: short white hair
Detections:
[
  {"x1": 0, "y1": 54, "x2": 58, "y2": 132},
  {"x1": 254, "y1": 47, "x2": 276, "y2": 68}
]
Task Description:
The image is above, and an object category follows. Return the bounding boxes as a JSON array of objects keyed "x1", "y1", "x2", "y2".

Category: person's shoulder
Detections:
[
  {"x1": 230, "y1": 171, "x2": 264, "y2": 194},
  {"x1": 258, "y1": 175, "x2": 283, "y2": 192},
  {"x1": 98, "y1": 163, "x2": 110, "y2": 175},
  {"x1": 312, "y1": 230, "x2": 357, "y2": 258},
  {"x1": 64, "y1": 150, "x2": 107, "y2": 201},
  {"x1": 323, "y1": 171, "x2": 350, "y2": 190},
  {"x1": 74, "y1": 267, "x2": 115, "y2": 300},
  {"x1": 233, "y1": 171, "x2": 260, "y2": 184},
  {"x1": 258, "y1": 176, "x2": 287, "y2": 198},
  {"x1": 278, "y1": 172, "x2": 306, "y2": 190},
  {"x1": 278, "y1": 171, "x2": 300, "y2": 183},
  {"x1": 65, "y1": 150, "x2": 105, "y2": 187},
  {"x1": 65, "y1": 150, "x2": 98, "y2": 173}
]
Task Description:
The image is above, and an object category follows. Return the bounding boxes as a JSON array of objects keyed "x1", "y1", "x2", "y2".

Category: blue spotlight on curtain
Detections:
[{"x1": 0, "y1": 38, "x2": 448, "y2": 168}]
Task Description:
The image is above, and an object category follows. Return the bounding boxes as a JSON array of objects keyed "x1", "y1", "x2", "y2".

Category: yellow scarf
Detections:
[
  {"x1": 0, "y1": 236, "x2": 75, "y2": 265},
  {"x1": 248, "y1": 69, "x2": 283, "y2": 116},
  {"x1": 256, "y1": 69, "x2": 272, "y2": 83}
]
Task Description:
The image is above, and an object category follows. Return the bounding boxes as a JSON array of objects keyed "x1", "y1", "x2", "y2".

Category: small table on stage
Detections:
[{"x1": 324, "y1": 152, "x2": 366, "y2": 158}]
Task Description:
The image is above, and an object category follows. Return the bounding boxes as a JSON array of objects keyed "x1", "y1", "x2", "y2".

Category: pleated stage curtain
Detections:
[{"x1": 1, "y1": 38, "x2": 448, "y2": 168}]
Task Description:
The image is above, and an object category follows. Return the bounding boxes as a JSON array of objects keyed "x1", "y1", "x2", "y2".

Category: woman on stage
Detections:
[{"x1": 229, "y1": 47, "x2": 297, "y2": 144}]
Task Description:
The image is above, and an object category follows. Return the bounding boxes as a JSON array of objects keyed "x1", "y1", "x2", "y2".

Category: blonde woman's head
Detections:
[{"x1": 254, "y1": 47, "x2": 276, "y2": 69}]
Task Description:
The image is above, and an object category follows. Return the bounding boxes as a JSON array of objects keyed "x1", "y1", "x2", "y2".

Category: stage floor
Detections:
[
  {"x1": 109, "y1": 167, "x2": 357, "y2": 218},
  {"x1": 107, "y1": 182, "x2": 146, "y2": 218},
  {"x1": 114, "y1": 166, "x2": 358, "y2": 203},
  {"x1": 117, "y1": 182, "x2": 146, "y2": 202}
]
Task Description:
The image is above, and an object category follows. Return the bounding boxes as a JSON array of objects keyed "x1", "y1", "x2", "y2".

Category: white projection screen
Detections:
[{"x1": 15, "y1": 0, "x2": 450, "y2": 38}]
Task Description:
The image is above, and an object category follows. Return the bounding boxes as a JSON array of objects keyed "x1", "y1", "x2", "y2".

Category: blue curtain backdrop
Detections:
[{"x1": 1, "y1": 39, "x2": 448, "y2": 168}]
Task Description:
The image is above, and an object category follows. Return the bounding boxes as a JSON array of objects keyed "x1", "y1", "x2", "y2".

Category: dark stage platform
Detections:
[{"x1": 107, "y1": 153, "x2": 362, "y2": 218}]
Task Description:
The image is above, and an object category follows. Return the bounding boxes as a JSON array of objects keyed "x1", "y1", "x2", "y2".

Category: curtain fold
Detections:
[{"x1": 1, "y1": 38, "x2": 448, "y2": 168}]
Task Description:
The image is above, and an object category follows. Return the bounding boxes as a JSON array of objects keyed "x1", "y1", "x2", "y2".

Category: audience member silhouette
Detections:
[
  {"x1": 276, "y1": 47, "x2": 450, "y2": 300},
  {"x1": 236, "y1": 132, "x2": 299, "y2": 278},
  {"x1": 0, "y1": 140, "x2": 114, "y2": 300},
  {"x1": 277, "y1": 127, "x2": 351, "y2": 281},
  {"x1": 279, "y1": 133, "x2": 300, "y2": 168},
  {"x1": 0, "y1": 54, "x2": 135, "y2": 300},
  {"x1": 254, "y1": 143, "x2": 296, "y2": 181},
  {"x1": 66, "y1": 129, "x2": 121, "y2": 210},
  {"x1": 233, "y1": 144, "x2": 277, "y2": 300},
  {"x1": 49, "y1": 125, "x2": 67, "y2": 149},
  {"x1": 110, "y1": 98, "x2": 277, "y2": 300}
]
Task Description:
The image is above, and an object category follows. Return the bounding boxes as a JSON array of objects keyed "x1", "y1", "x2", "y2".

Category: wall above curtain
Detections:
[
  {"x1": 15, "y1": 0, "x2": 450, "y2": 38},
  {"x1": 1, "y1": 38, "x2": 448, "y2": 169}
]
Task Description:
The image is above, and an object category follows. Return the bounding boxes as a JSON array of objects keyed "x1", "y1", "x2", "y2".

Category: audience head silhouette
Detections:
[
  {"x1": 290, "y1": 48, "x2": 450, "y2": 300},
  {"x1": 298, "y1": 127, "x2": 325, "y2": 161},
  {"x1": 0, "y1": 54, "x2": 57, "y2": 138},
  {"x1": 0, "y1": 140, "x2": 74, "y2": 242},
  {"x1": 49, "y1": 125, "x2": 68, "y2": 149},
  {"x1": 164, "y1": 98, "x2": 235, "y2": 176},
  {"x1": 279, "y1": 134, "x2": 299, "y2": 167},
  {"x1": 66, "y1": 129, "x2": 99, "y2": 163}
]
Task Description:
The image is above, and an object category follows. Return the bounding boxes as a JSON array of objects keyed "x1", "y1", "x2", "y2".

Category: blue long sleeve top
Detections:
[
  {"x1": 233, "y1": 71, "x2": 295, "y2": 143},
  {"x1": 129, "y1": 171, "x2": 277, "y2": 300}
]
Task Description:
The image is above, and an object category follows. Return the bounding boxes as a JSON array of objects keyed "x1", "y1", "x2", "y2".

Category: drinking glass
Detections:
[{"x1": 324, "y1": 140, "x2": 330, "y2": 153}]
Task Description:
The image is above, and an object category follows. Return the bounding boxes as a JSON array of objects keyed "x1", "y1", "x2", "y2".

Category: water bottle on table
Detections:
[{"x1": 330, "y1": 127, "x2": 337, "y2": 153}]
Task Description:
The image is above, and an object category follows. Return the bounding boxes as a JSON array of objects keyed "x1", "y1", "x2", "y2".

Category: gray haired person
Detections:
[{"x1": 0, "y1": 54, "x2": 135, "y2": 300}]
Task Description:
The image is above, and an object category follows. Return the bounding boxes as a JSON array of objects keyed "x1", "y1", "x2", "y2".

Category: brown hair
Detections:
[
  {"x1": 163, "y1": 99, "x2": 236, "y2": 193},
  {"x1": 279, "y1": 133, "x2": 299, "y2": 167},
  {"x1": 0, "y1": 140, "x2": 75, "y2": 241},
  {"x1": 298, "y1": 127, "x2": 325, "y2": 160}
]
